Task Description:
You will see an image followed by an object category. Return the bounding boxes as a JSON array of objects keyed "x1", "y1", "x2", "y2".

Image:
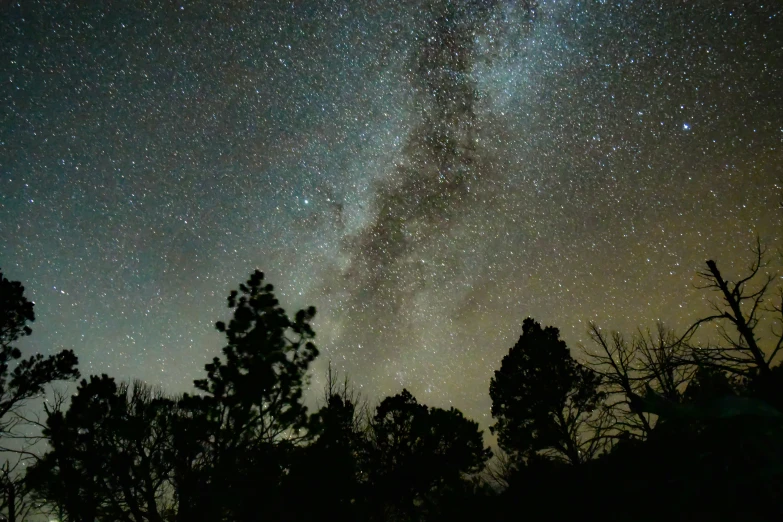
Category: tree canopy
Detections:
[
  {"x1": 490, "y1": 318, "x2": 603, "y2": 466},
  {"x1": 8, "y1": 241, "x2": 783, "y2": 522},
  {"x1": 0, "y1": 270, "x2": 80, "y2": 522}
]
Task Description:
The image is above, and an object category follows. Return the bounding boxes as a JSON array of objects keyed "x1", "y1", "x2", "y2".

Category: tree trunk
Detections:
[
  {"x1": 706, "y1": 260, "x2": 771, "y2": 377},
  {"x1": 7, "y1": 481, "x2": 15, "y2": 522}
]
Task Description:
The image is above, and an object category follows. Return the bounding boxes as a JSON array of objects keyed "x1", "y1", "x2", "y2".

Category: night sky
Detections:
[{"x1": 1, "y1": 0, "x2": 781, "y2": 425}]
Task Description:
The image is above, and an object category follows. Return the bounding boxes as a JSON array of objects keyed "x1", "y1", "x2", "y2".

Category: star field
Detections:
[{"x1": 1, "y1": 0, "x2": 781, "y2": 424}]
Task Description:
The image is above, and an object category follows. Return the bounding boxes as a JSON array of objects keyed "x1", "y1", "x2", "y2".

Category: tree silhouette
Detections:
[
  {"x1": 0, "y1": 457, "x2": 41, "y2": 522},
  {"x1": 0, "y1": 272, "x2": 34, "y2": 352},
  {"x1": 13, "y1": 254, "x2": 783, "y2": 521},
  {"x1": 585, "y1": 322, "x2": 695, "y2": 441},
  {"x1": 281, "y1": 365, "x2": 368, "y2": 522},
  {"x1": 619, "y1": 373, "x2": 783, "y2": 521},
  {"x1": 490, "y1": 318, "x2": 603, "y2": 466},
  {"x1": 687, "y1": 241, "x2": 783, "y2": 409},
  {"x1": 0, "y1": 270, "x2": 80, "y2": 522},
  {"x1": 0, "y1": 270, "x2": 79, "y2": 435},
  {"x1": 26, "y1": 376, "x2": 174, "y2": 522},
  {"x1": 366, "y1": 389, "x2": 491, "y2": 520},
  {"x1": 172, "y1": 269, "x2": 319, "y2": 522}
]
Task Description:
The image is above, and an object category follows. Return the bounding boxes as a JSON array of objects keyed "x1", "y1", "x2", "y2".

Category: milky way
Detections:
[{"x1": 1, "y1": 0, "x2": 781, "y2": 424}]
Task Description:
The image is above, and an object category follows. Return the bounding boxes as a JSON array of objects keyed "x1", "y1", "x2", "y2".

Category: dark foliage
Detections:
[
  {"x1": 195, "y1": 269, "x2": 318, "y2": 442},
  {"x1": 0, "y1": 271, "x2": 80, "y2": 432},
  {"x1": 170, "y1": 269, "x2": 319, "y2": 522},
  {"x1": 490, "y1": 318, "x2": 603, "y2": 466},
  {"x1": 0, "y1": 272, "x2": 34, "y2": 351},
  {"x1": 26, "y1": 376, "x2": 173, "y2": 522},
  {"x1": 366, "y1": 389, "x2": 492, "y2": 520},
  {"x1": 281, "y1": 378, "x2": 366, "y2": 522},
  {"x1": 0, "y1": 270, "x2": 80, "y2": 522},
  {"x1": 20, "y1": 243, "x2": 783, "y2": 522}
]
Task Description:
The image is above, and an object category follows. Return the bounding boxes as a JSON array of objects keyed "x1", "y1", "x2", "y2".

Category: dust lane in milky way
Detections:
[{"x1": 1, "y1": 0, "x2": 780, "y2": 423}]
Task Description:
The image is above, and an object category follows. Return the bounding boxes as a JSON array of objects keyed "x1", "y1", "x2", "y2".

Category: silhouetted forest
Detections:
[{"x1": 2, "y1": 241, "x2": 783, "y2": 521}]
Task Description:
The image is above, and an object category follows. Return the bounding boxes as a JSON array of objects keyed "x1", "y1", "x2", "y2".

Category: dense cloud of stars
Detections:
[{"x1": 1, "y1": 0, "x2": 781, "y2": 423}]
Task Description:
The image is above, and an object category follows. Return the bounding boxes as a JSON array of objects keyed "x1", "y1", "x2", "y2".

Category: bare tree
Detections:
[
  {"x1": 483, "y1": 447, "x2": 516, "y2": 490},
  {"x1": 585, "y1": 322, "x2": 695, "y2": 441},
  {"x1": 689, "y1": 239, "x2": 781, "y2": 380},
  {"x1": 319, "y1": 362, "x2": 369, "y2": 433}
]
